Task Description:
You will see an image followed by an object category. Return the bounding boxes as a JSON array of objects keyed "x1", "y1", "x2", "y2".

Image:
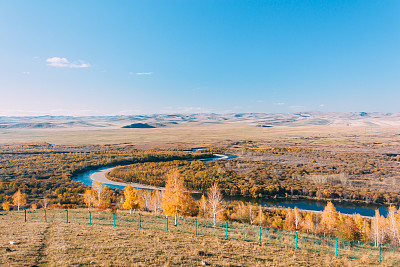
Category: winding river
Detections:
[{"x1": 73, "y1": 149, "x2": 389, "y2": 217}]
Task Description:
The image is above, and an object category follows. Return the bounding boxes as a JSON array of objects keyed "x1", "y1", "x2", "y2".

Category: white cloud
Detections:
[
  {"x1": 22, "y1": 72, "x2": 30, "y2": 75},
  {"x1": 136, "y1": 72, "x2": 153, "y2": 75},
  {"x1": 46, "y1": 57, "x2": 90, "y2": 68},
  {"x1": 273, "y1": 102, "x2": 285, "y2": 105},
  {"x1": 320, "y1": 104, "x2": 325, "y2": 107}
]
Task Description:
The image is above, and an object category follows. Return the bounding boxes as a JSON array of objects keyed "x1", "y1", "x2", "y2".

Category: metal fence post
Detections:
[
  {"x1": 195, "y1": 218, "x2": 197, "y2": 235},
  {"x1": 379, "y1": 243, "x2": 381, "y2": 263},
  {"x1": 44, "y1": 209, "x2": 47, "y2": 223},
  {"x1": 335, "y1": 238, "x2": 338, "y2": 257},
  {"x1": 166, "y1": 216, "x2": 168, "y2": 231},
  {"x1": 225, "y1": 221, "x2": 228, "y2": 239},
  {"x1": 113, "y1": 212, "x2": 116, "y2": 227},
  {"x1": 24, "y1": 208, "x2": 26, "y2": 222},
  {"x1": 139, "y1": 213, "x2": 141, "y2": 229},
  {"x1": 89, "y1": 211, "x2": 91, "y2": 225},
  {"x1": 259, "y1": 226, "x2": 262, "y2": 245},
  {"x1": 295, "y1": 231, "x2": 298, "y2": 250},
  {"x1": 66, "y1": 209, "x2": 68, "y2": 224}
]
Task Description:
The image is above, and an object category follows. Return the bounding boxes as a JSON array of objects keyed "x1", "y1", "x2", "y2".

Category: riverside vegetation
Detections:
[{"x1": 2, "y1": 142, "x2": 400, "y2": 255}]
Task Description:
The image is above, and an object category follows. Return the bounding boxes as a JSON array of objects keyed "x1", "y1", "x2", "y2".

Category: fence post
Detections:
[
  {"x1": 66, "y1": 209, "x2": 68, "y2": 224},
  {"x1": 259, "y1": 226, "x2": 262, "y2": 245},
  {"x1": 89, "y1": 211, "x2": 91, "y2": 225},
  {"x1": 113, "y1": 212, "x2": 116, "y2": 227},
  {"x1": 335, "y1": 238, "x2": 338, "y2": 257},
  {"x1": 166, "y1": 216, "x2": 168, "y2": 231},
  {"x1": 24, "y1": 208, "x2": 26, "y2": 222},
  {"x1": 379, "y1": 243, "x2": 381, "y2": 263},
  {"x1": 44, "y1": 209, "x2": 47, "y2": 223},
  {"x1": 225, "y1": 221, "x2": 228, "y2": 239},
  {"x1": 195, "y1": 218, "x2": 197, "y2": 235},
  {"x1": 139, "y1": 213, "x2": 141, "y2": 229},
  {"x1": 295, "y1": 232, "x2": 298, "y2": 250}
]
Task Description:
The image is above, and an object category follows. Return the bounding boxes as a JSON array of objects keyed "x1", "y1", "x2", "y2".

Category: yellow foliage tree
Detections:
[
  {"x1": 371, "y1": 209, "x2": 386, "y2": 246},
  {"x1": 198, "y1": 194, "x2": 208, "y2": 218},
  {"x1": 302, "y1": 213, "x2": 314, "y2": 233},
  {"x1": 122, "y1": 185, "x2": 142, "y2": 213},
  {"x1": 256, "y1": 205, "x2": 266, "y2": 226},
  {"x1": 83, "y1": 189, "x2": 95, "y2": 210},
  {"x1": 2, "y1": 202, "x2": 10, "y2": 211},
  {"x1": 162, "y1": 170, "x2": 195, "y2": 225},
  {"x1": 12, "y1": 190, "x2": 27, "y2": 211},
  {"x1": 319, "y1": 201, "x2": 339, "y2": 237},
  {"x1": 92, "y1": 181, "x2": 104, "y2": 208}
]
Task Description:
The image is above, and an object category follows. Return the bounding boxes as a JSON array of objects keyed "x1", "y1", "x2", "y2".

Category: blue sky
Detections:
[{"x1": 0, "y1": 0, "x2": 399, "y2": 116}]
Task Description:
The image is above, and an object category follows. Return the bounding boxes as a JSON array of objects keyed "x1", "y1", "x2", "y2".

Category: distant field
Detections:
[
  {"x1": 0, "y1": 210, "x2": 385, "y2": 266},
  {"x1": 1, "y1": 124, "x2": 400, "y2": 149}
]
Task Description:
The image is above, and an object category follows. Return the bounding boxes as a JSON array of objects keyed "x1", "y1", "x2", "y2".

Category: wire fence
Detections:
[{"x1": 7, "y1": 209, "x2": 400, "y2": 265}]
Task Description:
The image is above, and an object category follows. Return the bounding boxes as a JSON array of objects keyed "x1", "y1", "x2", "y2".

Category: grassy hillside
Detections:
[{"x1": 0, "y1": 210, "x2": 392, "y2": 266}]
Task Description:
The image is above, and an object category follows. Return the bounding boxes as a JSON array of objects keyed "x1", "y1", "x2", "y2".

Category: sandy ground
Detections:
[{"x1": 91, "y1": 167, "x2": 164, "y2": 191}]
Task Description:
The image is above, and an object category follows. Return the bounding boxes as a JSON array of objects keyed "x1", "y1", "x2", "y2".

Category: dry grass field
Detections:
[
  {"x1": 0, "y1": 210, "x2": 393, "y2": 266},
  {"x1": 1, "y1": 124, "x2": 400, "y2": 149}
]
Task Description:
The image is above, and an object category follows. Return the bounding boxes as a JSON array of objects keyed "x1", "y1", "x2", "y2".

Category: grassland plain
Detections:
[
  {"x1": 1, "y1": 125, "x2": 400, "y2": 148},
  {"x1": 0, "y1": 209, "x2": 394, "y2": 266}
]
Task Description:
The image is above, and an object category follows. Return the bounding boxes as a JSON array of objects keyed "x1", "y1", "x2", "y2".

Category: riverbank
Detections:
[{"x1": 91, "y1": 167, "x2": 164, "y2": 191}]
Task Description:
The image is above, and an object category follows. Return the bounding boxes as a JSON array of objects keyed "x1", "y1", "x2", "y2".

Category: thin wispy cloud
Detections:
[
  {"x1": 136, "y1": 72, "x2": 153, "y2": 75},
  {"x1": 273, "y1": 102, "x2": 286, "y2": 105},
  {"x1": 46, "y1": 57, "x2": 90, "y2": 68}
]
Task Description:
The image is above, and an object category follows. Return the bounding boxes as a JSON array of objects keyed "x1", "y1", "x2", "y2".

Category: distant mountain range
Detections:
[{"x1": 0, "y1": 112, "x2": 399, "y2": 129}]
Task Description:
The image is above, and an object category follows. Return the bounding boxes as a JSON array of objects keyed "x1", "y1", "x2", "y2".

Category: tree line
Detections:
[
  {"x1": 107, "y1": 159, "x2": 400, "y2": 206},
  {"x1": 4, "y1": 170, "x2": 400, "y2": 247}
]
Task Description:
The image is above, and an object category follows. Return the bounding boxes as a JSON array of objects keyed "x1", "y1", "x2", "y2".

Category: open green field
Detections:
[{"x1": 0, "y1": 209, "x2": 396, "y2": 266}]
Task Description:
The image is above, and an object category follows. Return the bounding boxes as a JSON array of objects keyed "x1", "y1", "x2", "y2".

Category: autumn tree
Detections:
[
  {"x1": 284, "y1": 208, "x2": 295, "y2": 230},
  {"x1": 233, "y1": 202, "x2": 258, "y2": 224},
  {"x1": 93, "y1": 181, "x2": 104, "y2": 208},
  {"x1": 302, "y1": 213, "x2": 314, "y2": 233},
  {"x1": 12, "y1": 190, "x2": 27, "y2": 211},
  {"x1": 319, "y1": 202, "x2": 338, "y2": 236},
  {"x1": 256, "y1": 205, "x2": 266, "y2": 226},
  {"x1": 353, "y1": 213, "x2": 369, "y2": 241},
  {"x1": 198, "y1": 194, "x2": 208, "y2": 218},
  {"x1": 140, "y1": 190, "x2": 152, "y2": 211},
  {"x1": 207, "y1": 184, "x2": 224, "y2": 226},
  {"x1": 371, "y1": 209, "x2": 386, "y2": 246},
  {"x1": 150, "y1": 190, "x2": 163, "y2": 213},
  {"x1": 83, "y1": 189, "x2": 94, "y2": 210},
  {"x1": 387, "y1": 206, "x2": 399, "y2": 244},
  {"x1": 248, "y1": 203, "x2": 258, "y2": 225},
  {"x1": 122, "y1": 185, "x2": 141, "y2": 214},
  {"x1": 2, "y1": 202, "x2": 10, "y2": 211},
  {"x1": 41, "y1": 198, "x2": 50, "y2": 209},
  {"x1": 293, "y1": 207, "x2": 302, "y2": 230},
  {"x1": 162, "y1": 170, "x2": 195, "y2": 225}
]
